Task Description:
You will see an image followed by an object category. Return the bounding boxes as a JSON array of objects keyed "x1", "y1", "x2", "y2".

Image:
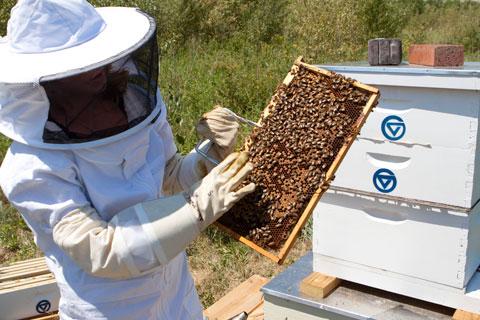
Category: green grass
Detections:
[
  {"x1": 0, "y1": 200, "x2": 40, "y2": 263},
  {"x1": 187, "y1": 226, "x2": 310, "y2": 306},
  {"x1": 0, "y1": 0, "x2": 479, "y2": 308},
  {"x1": 160, "y1": 39, "x2": 298, "y2": 152}
]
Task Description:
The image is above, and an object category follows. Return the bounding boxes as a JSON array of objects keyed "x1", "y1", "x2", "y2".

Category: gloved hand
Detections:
[
  {"x1": 183, "y1": 151, "x2": 255, "y2": 230},
  {"x1": 196, "y1": 106, "x2": 240, "y2": 160},
  {"x1": 162, "y1": 140, "x2": 222, "y2": 196},
  {"x1": 163, "y1": 106, "x2": 241, "y2": 195},
  {"x1": 53, "y1": 152, "x2": 255, "y2": 279}
]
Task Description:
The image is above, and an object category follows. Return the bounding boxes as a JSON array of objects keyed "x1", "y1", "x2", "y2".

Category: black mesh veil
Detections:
[{"x1": 40, "y1": 25, "x2": 159, "y2": 144}]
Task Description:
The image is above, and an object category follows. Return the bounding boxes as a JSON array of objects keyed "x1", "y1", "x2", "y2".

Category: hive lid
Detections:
[{"x1": 319, "y1": 62, "x2": 480, "y2": 90}]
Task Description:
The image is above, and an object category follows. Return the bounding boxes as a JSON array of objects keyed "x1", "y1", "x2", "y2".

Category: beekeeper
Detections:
[{"x1": 0, "y1": 0, "x2": 255, "y2": 319}]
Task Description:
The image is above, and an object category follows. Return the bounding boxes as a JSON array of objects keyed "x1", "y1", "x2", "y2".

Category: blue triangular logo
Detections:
[
  {"x1": 386, "y1": 123, "x2": 403, "y2": 136},
  {"x1": 378, "y1": 175, "x2": 393, "y2": 189},
  {"x1": 381, "y1": 115, "x2": 406, "y2": 141},
  {"x1": 373, "y1": 168, "x2": 397, "y2": 193}
]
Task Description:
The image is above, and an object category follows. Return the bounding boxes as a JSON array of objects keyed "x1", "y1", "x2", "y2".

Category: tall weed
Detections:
[
  {"x1": 402, "y1": 2, "x2": 480, "y2": 59},
  {"x1": 159, "y1": 39, "x2": 297, "y2": 152}
]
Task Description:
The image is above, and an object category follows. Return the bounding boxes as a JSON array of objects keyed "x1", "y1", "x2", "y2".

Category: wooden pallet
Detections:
[
  {"x1": 204, "y1": 275, "x2": 268, "y2": 320},
  {"x1": 0, "y1": 257, "x2": 60, "y2": 320},
  {"x1": 216, "y1": 57, "x2": 380, "y2": 264},
  {"x1": 299, "y1": 272, "x2": 480, "y2": 320}
]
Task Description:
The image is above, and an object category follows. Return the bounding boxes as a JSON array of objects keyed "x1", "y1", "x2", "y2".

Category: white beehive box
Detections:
[
  {"x1": 0, "y1": 257, "x2": 60, "y2": 320},
  {"x1": 313, "y1": 189, "x2": 480, "y2": 289},
  {"x1": 320, "y1": 63, "x2": 480, "y2": 209}
]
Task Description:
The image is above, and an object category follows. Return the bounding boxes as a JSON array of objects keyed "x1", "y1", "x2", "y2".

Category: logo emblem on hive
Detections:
[
  {"x1": 36, "y1": 300, "x2": 51, "y2": 314},
  {"x1": 381, "y1": 115, "x2": 406, "y2": 141},
  {"x1": 373, "y1": 168, "x2": 397, "y2": 193}
]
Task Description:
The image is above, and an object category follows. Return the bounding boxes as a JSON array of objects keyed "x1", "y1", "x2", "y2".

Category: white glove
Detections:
[
  {"x1": 163, "y1": 106, "x2": 241, "y2": 195},
  {"x1": 196, "y1": 106, "x2": 240, "y2": 161},
  {"x1": 53, "y1": 152, "x2": 255, "y2": 279},
  {"x1": 162, "y1": 139, "x2": 218, "y2": 195},
  {"x1": 186, "y1": 151, "x2": 254, "y2": 229}
]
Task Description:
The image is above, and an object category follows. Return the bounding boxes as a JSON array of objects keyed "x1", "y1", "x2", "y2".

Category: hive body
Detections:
[
  {"x1": 327, "y1": 64, "x2": 480, "y2": 208},
  {"x1": 313, "y1": 62, "x2": 480, "y2": 313},
  {"x1": 0, "y1": 257, "x2": 59, "y2": 319},
  {"x1": 314, "y1": 190, "x2": 480, "y2": 289}
]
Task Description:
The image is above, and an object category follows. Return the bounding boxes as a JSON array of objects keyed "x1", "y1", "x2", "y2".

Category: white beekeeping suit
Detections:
[{"x1": 0, "y1": 1, "x2": 254, "y2": 319}]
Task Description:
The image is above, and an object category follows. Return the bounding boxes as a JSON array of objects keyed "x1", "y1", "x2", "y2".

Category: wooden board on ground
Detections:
[
  {"x1": 0, "y1": 257, "x2": 60, "y2": 320},
  {"x1": 204, "y1": 275, "x2": 268, "y2": 320}
]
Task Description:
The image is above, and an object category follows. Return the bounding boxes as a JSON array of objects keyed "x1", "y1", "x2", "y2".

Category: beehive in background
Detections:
[
  {"x1": 217, "y1": 57, "x2": 379, "y2": 263},
  {"x1": 0, "y1": 257, "x2": 59, "y2": 319}
]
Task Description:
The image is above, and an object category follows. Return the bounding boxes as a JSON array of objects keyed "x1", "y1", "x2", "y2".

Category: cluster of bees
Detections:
[{"x1": 219, "y1": 65, "x2": 370, "y2": 250}]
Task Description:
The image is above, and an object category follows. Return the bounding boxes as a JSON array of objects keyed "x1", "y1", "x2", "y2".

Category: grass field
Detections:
[{"x1": 0, "y1": 0, "x2": 479, "y2": 307}]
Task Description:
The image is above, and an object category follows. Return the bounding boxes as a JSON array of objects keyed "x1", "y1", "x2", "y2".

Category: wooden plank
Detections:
[
  {"x1": 0, "y1": 258, "x2": 50, "y2": 289},
  {"x1": 23, "y1": 312, "x2": 59, "y2": 320},
  {"x1": 204, "y1": 275, "x2": 268, "y2": 320},
  {"x1": 1, "y1": 257, "x2": 45, "y2": 266},
  {"x1": 353, "y1": 81, "x2": 379, "y2": 94},
  {"x1": 299, "y1": 272, "x2": 341, "y2": 299},
  {"x1": 0, "y1": 257, "x2": 46, "y2": 270},
  {"x1": 248, "y1": 302, "x2": 264, "y2": 320},
  {"x1": 0, "y1": 274, "x2": 56, "y2": 292},
  {"x1": 0, "y1": 260, "x2": 47, "y2": 273},
  {"x1": 0, "y1": 257, "x2": 45, "y2": 270},
  {"x1": 295, "y1": 60, "x2": 332, "y2": 77},
  {"x1": 282, "y1": 70, "x2": 296, "y2": 86},
  {"x1": 453, "y1": 310, "x2": 480, "y2": 320},
  {"x1": 0, "y1": 264, "x2": 50, "y2": 282}
]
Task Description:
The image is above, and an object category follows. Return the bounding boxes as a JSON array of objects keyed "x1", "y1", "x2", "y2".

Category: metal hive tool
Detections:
[{"x1": 216, "y1": 57, "x2": 380, "y2": 263}]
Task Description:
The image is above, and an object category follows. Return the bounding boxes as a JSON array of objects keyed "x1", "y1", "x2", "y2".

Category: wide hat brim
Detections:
[{"x1": 0, "y1": 7, "x2": 154, "y2": 84}]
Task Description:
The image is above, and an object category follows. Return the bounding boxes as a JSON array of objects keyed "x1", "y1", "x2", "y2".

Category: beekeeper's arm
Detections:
[
  {"x1": 162, "y1": 106, "x2": 240, "y2": 195},
  {"x1": 53, "y1": 152, "x2": 254, "y2": 279}
]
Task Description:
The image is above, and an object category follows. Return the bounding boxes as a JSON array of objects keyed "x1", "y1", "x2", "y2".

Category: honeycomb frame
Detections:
[{"x1": 216, "y1": 57, "x2": 380, "y2": 263}]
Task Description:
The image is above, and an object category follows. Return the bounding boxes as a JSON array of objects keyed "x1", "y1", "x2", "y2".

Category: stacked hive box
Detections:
[
  {"x1": 312, "y1": 63, "x2": 480, "y2": 313},
  {"x1": 0, "y1": 257, "x2": 59, "y2": 319}
]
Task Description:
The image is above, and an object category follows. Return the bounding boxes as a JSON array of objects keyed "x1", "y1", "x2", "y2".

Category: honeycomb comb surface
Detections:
[{"x1": 218, "y1": 61, "x2": 378, "y2": 256}]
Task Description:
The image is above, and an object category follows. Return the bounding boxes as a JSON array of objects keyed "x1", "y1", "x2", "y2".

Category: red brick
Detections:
[{"x1": 408, "y1": 44, "x2": 464, "y2": 67}]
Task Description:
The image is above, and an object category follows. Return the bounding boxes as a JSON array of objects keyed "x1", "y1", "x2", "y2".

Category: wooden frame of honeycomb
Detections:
[{"x1": 216, "y1": 57, "x2": 380, "y2": 263}]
